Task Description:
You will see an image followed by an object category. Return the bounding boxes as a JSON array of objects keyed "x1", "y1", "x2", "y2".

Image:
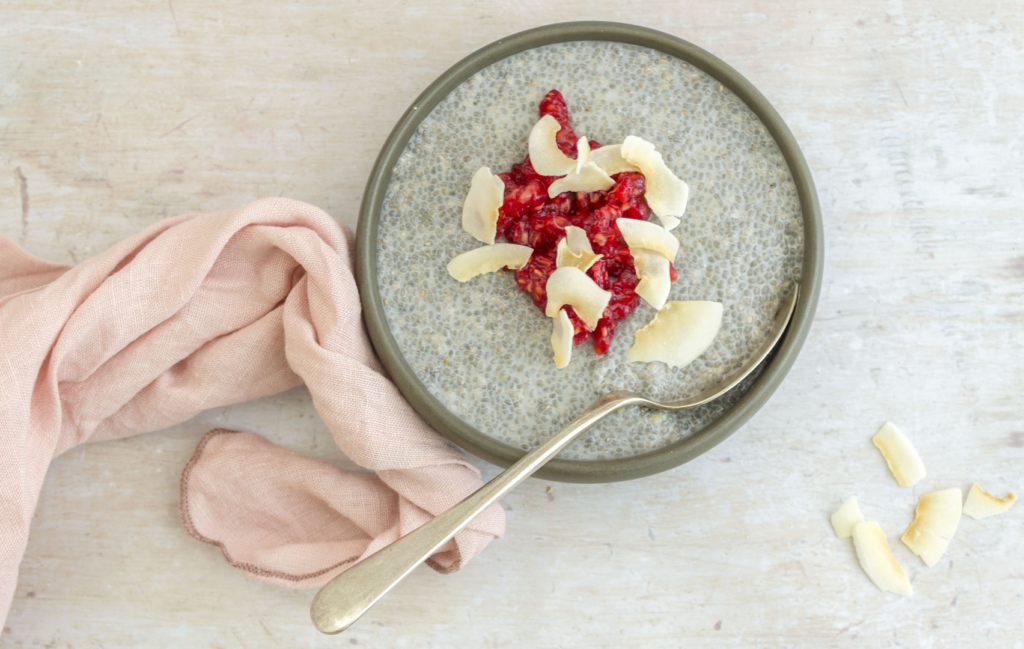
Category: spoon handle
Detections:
[{"x1": 310, "y1": 390, "x2": 642, "y2": 634}]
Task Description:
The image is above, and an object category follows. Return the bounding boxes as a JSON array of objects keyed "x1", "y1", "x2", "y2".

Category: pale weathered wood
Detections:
[{"x1": 2, "y1": 1, "x2": 1022, "y2": 647}]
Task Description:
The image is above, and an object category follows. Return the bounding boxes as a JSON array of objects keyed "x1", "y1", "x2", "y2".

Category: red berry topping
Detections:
[{"x1": 497, "y1": 90, "x2": 664, "y2": 355}]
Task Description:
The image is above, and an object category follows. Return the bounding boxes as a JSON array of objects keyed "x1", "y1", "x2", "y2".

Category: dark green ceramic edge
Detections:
[{"x1": 356, "y1": 21, "x2": 823, "y2": 484}]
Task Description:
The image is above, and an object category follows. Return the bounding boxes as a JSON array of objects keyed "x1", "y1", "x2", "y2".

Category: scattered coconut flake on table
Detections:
[
  {"x1": 830, "y1": 496, "x2": 865, "y2": 539},
  {"x1": 555, "y1": 226, "x2": 602, "y2": 273},
  {"x1": 620, "y1": 135, "x2": 688, "y2": 230},
  {"x1": 543, "y1": 266, "x2": 612, "y2": 331},
  {"x1": 527, "y1": 114, "x2": 577, "y2": 176},
  {"x1": 901, "y1": 488, "x2": 963, "y2": 568},
  {"x1": 551, "y1": 309, "x2": 574, "y2": 370},
  {"x1": 851, "y1": 521, "x2": 913, "y2": 597},
  {"x1": 872, "y1": 421, "x2": 927, "y2": 487},
  {"x1": 446, "y1": 243, "x2": 534, "y2": 282},
  {"x1": 547, "y1": 161, "x2": 614, "y2": 197},
  {"x1": 461, "y1": 166, "x2": 505, "y2": 245},
  {"x1": 627, "y1": 301, "x2": 723, "y2": 368},
  {"x1": 615, "y1": 218, "x2": 680, "y2": 262},
  {"x1": 630, "y1": 249, "x2": 671, "y2": 311},
  {"x1": 589, "y1": 143, "x2": 639, "y2": 176},
  {"x1": 962, "y1": 484, "x2": 1016, "y2": 520}
]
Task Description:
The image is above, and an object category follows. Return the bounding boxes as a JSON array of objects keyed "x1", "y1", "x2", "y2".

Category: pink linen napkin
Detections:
[{"x1": 0, "y1": 198, "x2": 505, "y2": 624}]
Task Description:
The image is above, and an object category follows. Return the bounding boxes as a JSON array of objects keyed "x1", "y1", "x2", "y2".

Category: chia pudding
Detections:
[{"x1": 376, "y1": 41, "x2": 803, "y2": 461}]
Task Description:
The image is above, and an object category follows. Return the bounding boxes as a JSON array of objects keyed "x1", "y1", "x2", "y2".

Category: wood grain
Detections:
[{"x1": 2, "y1": 1, "x2": 1022, "y2": 647}]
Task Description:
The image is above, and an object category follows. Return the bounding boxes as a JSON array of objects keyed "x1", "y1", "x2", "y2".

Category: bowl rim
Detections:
[{"x1": 356, "y1": 21, "x2": 823, "y2": 483}]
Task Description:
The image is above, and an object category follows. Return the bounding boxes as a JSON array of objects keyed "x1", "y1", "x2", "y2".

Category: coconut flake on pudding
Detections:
[
  {"x1": 548, "y1": 161, "x2": 614, "y2": 197},
  {"x1": 461, "y1": 166, "x2": 505, "y2": 245},
  {"x1": 446, "y1": 243, "x2": 534, "y2": 282},
  {"x1": 551, "y1": 309, "x2": 574, "y2": 369},
  {"x1": 556, "y1": 226, "x2": 602, "y2": 273},
  {"x1": 575, "y1": 136, "x2": 591, "y2": 174},
  {"x1": 565, "y1": 225, "x2": 594, "y2": 256},
  {"x1": 620, "y1": 135, "x2": 689, "y2": 230},
  {"x1": 616, "y1": 218, "x2": 680, "y2": 262},
  {"x1": 528, "y1": 114, "x2": 577, "y2": 176},
  {"x1": 630, "y1": 249, "x2": 671, "y2": 310},
  {"x1": 627, "y1": 301, "x2": 723, "y2": 368},
  {"x1": 590, "y1": 144, "x2": 640, "y2": 176},
  {"x1": 544, "y1": 266, "x2": 612, "y2": 330}
]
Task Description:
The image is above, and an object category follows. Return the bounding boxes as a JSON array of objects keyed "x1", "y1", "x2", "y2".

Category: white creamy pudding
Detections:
[{"x1": 376, "y1": 41, "x2": 803, "y2": 461}]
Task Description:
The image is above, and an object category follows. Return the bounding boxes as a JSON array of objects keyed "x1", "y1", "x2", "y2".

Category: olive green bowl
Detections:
[{"x1": 356, "y1": 21, "x2": 822, "y2": 483}]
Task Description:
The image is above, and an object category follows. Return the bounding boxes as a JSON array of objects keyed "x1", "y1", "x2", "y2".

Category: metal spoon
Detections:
[{"x1": 311, "y1": 284, "x2": 800, "y2": 634}]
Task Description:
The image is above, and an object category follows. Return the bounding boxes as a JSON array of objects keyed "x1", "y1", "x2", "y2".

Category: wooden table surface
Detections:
[{"x1": 2, "y1": 1, "x2": 1022, "y2": 647}]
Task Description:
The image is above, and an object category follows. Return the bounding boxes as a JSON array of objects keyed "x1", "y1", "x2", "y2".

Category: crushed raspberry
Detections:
[{"x1": 496, "y1": 90, "x2": 674, "y2": 355}]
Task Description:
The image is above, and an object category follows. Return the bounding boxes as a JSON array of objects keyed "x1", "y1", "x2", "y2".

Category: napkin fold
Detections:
[{"x1": 0, "y1": 198, "x2": 504, "y2": 623}]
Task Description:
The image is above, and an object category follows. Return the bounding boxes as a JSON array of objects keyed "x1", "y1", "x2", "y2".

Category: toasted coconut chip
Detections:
[
  {"x1": 830, "y1": 496, "x2": 865, "y2": 539},
  {"x1": 461, "y1": 166, "x2": 505, "y2": 245},
  {"x1": 852, "y1": 522, "x2": 913, "y2": 597},
  {"x1": 615, "y1": 218, "x2": 679, "y2": 262},
  {"x1": 590, "y1": 144, "x2": 639, "y2": 176},
  {"x1": 901, "y1": 488, "x2": 962, "y2": 568},
  {"x1": 576, "y1": 137, "x2": 591, "y2": 174},
  {"x1": 544, "y1": 266, "x2": 611, "y2": 331},
  {"x1": 627, "y1": 301, "x2": 723, "y2": 368},
  {"x1": 446, "y1": 243, "x2": 533, "y2": 283},
  {"x1": 620, "y1": 135, "x2": 689, "y2": 223},
  {"x1": 548, "y1": 161, "x2": 614, "y2": 198},
  {"x1": 657, "y1": 214, "x2": 682, "y2": 231},
  {"x1": 963, "y1": 484, "x2": 1017, "y2": 520},
  {"x1": 631, "y1": 249, "x2": 671, "y2": 311},
  {"x1": 551, "y1": 309, "x2": 574, "y2": 369},
  {"x1": 872, "y1": 422, "x2": 927, "y2": 487},
  {"x1": 528, "y1": 114, "x2": 577, "y2": 176},
  {"x1": 564, "y1": 225, "x2": 593, "y2": 254},
  {"x1": 556, "y1": 236, "x2": 602, "y2": 273}
]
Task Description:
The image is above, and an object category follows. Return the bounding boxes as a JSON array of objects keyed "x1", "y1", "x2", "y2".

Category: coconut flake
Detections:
[
  {"x1": 852, "y1": 521, "x2": 913, "y2": 597},
  {"x1": 901, "y1": 488, "x2": 962, "y2": 567},
  {"x1": 575, "y1": 137, "x2": 591, "y2": 174},
  {"x1": 616, "y1": 218, "x2": 679, "y2": 262},
  {"x1": 556, "y1": 227, "x2": 602, "y2": 273},
  {"x1": 461, "y1": 166, "x2": 505, "y2": 245},
  {"x1": 547, "y1": 161, "x2": 614, "y2": 198},
  {"x1": 565, "y1": 225, "x2": 593, "y2": 255},
  {"x1": 446, "y1": 243, "x2": 533, "y2": 283},
  {"x1": 590, "y1": 144, "x2": 639, "y2": 176},
  {"x1": 528, "y1": 114, "x2": 577, "y2": 176},
  {"x1": 631, "y1": 249, "x2": 671, "y2": 311},
  {"x1": 658, "y1": 215, "x2": 682, "y2": 231},
  {"x1": 963, "y1": 484, "x2": 1017, "y2": 520},
  {"x1": 555, "y1": 238, "x2": 601, "y2": 273},
  {"x1": 551, "y1": 309, "x2": 574, "y2": 369},
  {"x1": 627, "y1": 301, "x2": 723, "y2": 368},
  {"x1": 544, "y1": 266, "x2": 611, "y2": 331},
  {"x1": 830, "y1": 496, "x2": 865, "y2": 539},
  {"x1": 872, "y1": 422, "x2": 927, "y2": 487},
  {"x1": 620, "y1": 135, "x2": 689, "y2": 227}
]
